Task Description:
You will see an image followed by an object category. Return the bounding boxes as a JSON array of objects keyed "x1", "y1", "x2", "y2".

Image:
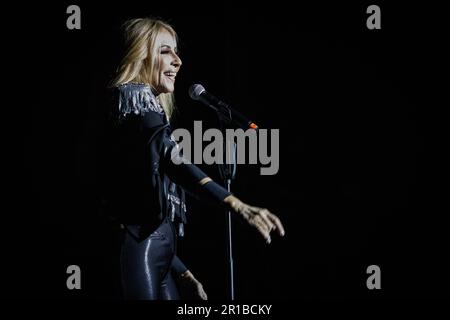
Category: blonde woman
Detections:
[{"x1": 109, "y1": 17, "x2": 285, "y2": 300}]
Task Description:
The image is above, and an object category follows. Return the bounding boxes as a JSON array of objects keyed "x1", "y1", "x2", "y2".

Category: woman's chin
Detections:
[{"x1": 156, "y1": 85, "x2": 175, "y2": 94}]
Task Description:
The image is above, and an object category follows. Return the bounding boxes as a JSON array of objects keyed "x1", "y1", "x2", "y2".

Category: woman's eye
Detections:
[{"x1": 161, "y1": 50, "x2": 170, "y2": 54}]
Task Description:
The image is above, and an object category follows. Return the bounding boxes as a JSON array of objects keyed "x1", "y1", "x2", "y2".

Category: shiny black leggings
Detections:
[{"x1": 120, "y1": 220, "x2": 180, "y2": 299}]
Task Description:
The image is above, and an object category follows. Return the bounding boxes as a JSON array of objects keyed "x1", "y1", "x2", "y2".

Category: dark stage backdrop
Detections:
[{"x1": 16, "y1": 1, "x2": 447, "y2": 302}]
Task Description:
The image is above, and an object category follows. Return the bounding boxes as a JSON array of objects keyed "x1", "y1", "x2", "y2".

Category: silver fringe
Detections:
[{"x1": 117, "y1": 83, "x2": 164, "y2": 117}]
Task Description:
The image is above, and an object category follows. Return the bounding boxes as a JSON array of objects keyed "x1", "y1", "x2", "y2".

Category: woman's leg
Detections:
[
  {"x1": 160, "y1": 271, "x2": 181, "y2": 300},
  {"x1": 120, "y1": 220, "x2": 176, "y2": 299}
]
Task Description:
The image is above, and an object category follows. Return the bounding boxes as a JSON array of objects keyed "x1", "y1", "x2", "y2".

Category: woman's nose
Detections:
[{"x1": 172, "y1": 53, "x2": 182, "y2": 68}]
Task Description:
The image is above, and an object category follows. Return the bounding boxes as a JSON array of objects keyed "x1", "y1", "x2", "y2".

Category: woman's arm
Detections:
[
  {"x1": 116, "y1": 85, "x2": 285, "y2": 243},
  {"x1": 153, "y1": 122, "x2": 285, "y2": 243}
]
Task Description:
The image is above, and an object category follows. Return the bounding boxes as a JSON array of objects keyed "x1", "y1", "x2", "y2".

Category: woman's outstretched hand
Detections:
[{"x1": 223, "y1": 195, "x2": 285, "y2": 244}]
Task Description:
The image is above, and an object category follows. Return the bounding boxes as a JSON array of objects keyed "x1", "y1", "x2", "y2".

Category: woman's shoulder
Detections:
[
  {"x1": 114, "y1": 82, "x2": 164, "y2": 117},
  {"x1": 116, "y1": 82, "x2": 150, "y2": 93}
]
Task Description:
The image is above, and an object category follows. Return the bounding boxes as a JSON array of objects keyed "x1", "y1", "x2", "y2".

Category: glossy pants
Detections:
[{"x1": 120, "y1": 219, "x2": 180, "y2": 299}]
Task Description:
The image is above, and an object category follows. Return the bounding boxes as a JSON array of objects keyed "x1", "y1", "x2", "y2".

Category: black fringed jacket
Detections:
[{"x1": 108, "y1": 83, "x2": 231, "y2": 272}]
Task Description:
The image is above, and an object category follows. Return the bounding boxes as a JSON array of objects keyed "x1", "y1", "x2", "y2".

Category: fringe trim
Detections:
[{"x1": 116, "y1": 83, "x2": 164, "y2": 118}]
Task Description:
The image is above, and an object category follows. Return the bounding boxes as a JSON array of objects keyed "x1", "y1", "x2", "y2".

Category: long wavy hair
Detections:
[{"x1": 111, "y1": 17, "x2": 178, "y2": 118}]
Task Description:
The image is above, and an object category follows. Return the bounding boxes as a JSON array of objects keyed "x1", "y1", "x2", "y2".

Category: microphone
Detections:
[{"x1": 189, "y1": 84, "x2": 258, "y2": 130}]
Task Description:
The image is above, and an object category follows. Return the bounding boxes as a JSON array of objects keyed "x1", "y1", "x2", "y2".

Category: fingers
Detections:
[
  {"x1": 195, "y1": 282, "x2": 207, "y2": 300},
  {"x1": 198, "y1": 287, "x2": 208, "y2": 300},
  {"x1": 189, "y1": 280, "x2": 207, "y2": 300},
  {"x1": 252, "y1": 214, "x2": 272, "y2": 243},
  {"x1": 240, "y1": 203, "x2": 285, "y2": 244},
  {"x1": 259, "y1": 209, "x2": 276, "y2": 232},
  {"x1": 252, "y1": 208, "x2": 285, "y2": 243},
  {"x1": 267, "y1": 213, "x2": 285, "y2": 236}
]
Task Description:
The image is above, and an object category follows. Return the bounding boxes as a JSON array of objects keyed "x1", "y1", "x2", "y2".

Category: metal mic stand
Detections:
[{"x1": 217, "y1": 110, "x2": 237, "y2": 301}]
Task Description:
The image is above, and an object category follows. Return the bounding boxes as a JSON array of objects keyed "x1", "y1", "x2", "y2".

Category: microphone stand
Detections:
[{"x1": 217, "y1": 110, "x2": 237, "y2": 301}]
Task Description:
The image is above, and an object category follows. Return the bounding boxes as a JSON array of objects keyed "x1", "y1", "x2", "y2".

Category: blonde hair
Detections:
[{"x1": 112, "y1": 17, "x2": 178, "y2": 118}]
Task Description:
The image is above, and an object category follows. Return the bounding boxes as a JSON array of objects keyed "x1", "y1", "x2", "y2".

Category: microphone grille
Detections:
[{"x1": 189, "y1": 84, "x2": 205, "y2": 100}]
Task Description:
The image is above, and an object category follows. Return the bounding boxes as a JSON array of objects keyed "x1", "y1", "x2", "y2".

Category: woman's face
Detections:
[{"x1": 153, "y1": 30, "x2": 182, "y2": 95}]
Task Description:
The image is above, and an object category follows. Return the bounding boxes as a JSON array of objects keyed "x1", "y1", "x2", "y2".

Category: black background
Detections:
[{"x1": 14, "y1": 1, "x2": 447, "y2": 301}]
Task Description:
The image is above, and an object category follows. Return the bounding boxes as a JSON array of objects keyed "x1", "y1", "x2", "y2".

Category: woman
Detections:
[{"x1": 109, "y1": 17, "x2": 285, "y2": 300}]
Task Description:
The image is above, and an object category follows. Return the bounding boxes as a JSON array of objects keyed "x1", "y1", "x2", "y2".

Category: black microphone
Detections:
[{"x1": 189, "y1": 84, "x2": 258, "y2": 130}]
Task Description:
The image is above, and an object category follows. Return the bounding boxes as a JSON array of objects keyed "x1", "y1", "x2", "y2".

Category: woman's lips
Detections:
[{"x1": 164, "y1": 71, "x2": 176, "y2": 82}]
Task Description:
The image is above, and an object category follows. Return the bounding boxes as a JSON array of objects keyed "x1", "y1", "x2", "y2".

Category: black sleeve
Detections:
[
  {"x1": 144, "y1": 112, "x2": 231, "y2": 204},
  {"x1": 142, "y1": 111, "x2": 232, "y2": 204},
  {"x1": 171, "y1": 255, "x2": 188, "y2": 276}
]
